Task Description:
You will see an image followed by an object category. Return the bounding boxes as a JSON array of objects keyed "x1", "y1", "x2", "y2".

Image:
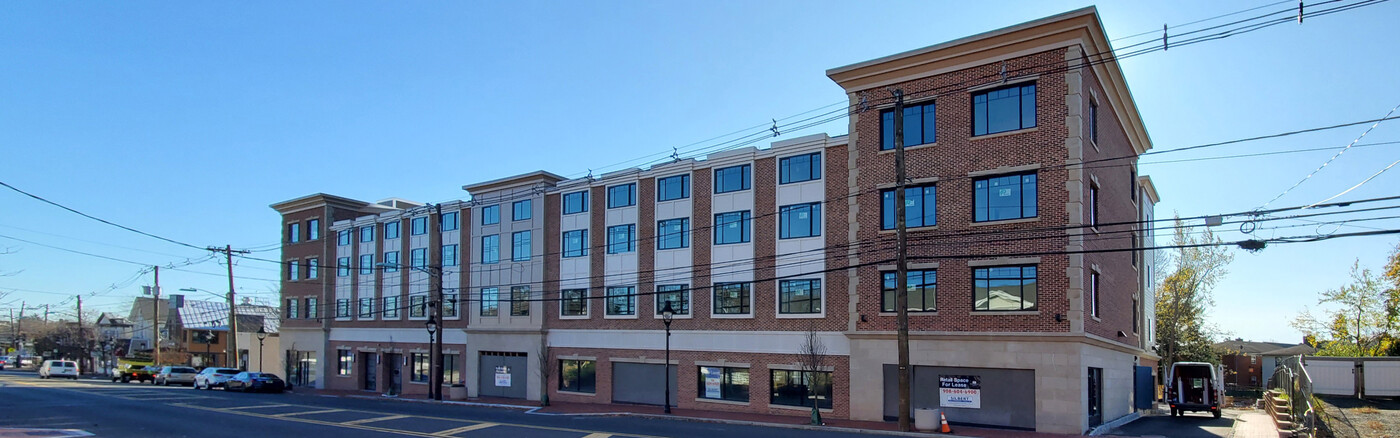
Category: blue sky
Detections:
[{"x1": 1, "y1": 1, "x2": 1398, "y2": 344}]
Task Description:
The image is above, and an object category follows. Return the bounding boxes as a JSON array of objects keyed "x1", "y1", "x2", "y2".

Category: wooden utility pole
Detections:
[
  {"x1": 208, "y1": 245, "x2": 250, "y2": 369},
  {"x1": 892, "y1": 88, "x2": 913, "y2": 432},
  {"x1": 153, "y1": 266, "x2": 161, "y2": 366},
  {"x1": 431, "y1": 203, "x2": 445, "y2": 400},
  {"x1": 76, "y1": 295, "x2": 85, "y2": 371}
]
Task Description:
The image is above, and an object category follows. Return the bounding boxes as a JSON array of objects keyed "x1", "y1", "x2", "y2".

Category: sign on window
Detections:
[{"x1": 939, "y1": 375, "x2": 982, "y2": 409}]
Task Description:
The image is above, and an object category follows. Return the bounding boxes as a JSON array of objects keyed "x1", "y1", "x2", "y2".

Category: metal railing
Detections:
[{"x1": 1267, "y1": 355, "x2": 1316, "y2": 436}]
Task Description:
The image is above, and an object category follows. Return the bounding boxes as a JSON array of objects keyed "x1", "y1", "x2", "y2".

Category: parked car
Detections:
[
  {"x1": 155, "y1": 366, "x2": 199, "y2": 386},
  {"x1": 225, "y1": 372, "x2": 286, "y2": 393},
  {"x1": 194, "y1": 368, "x2": 241, "y2": 390},
  {"x1": 0, "y1": 355, "x2": 10, "y2": 370},
  {"x1": 16, "y1": 356, "x2": 42, "y2": 370},
  {"x1": 111, "y1": 364, "x2": 154, "y2": 383},
  {"x1": 1166, "y1": 362, "x2": 1224, "y2": 418},
  {"x1": 38, "y1": 360, "x2": 79, "y2": 379}
]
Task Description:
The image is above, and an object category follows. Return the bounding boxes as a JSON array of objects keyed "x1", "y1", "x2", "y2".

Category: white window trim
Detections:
[
  {"x1": 710, "y1": 284, "x2": 755, "y2": 319},
  {"x1": 603, "y1": 286, "x2": 639, "y2": 320},
  {"x1": 381, "y1": 295, "x2": 402, "y2": 321},
  {"x1": 775, "y1": 278, "x2": 826, "y2": 319},
  {"x1": 559, "y1": 289, "x2": 590, "y2": 320},
  {"x1": 651, "y1": 285, "x2": 694, "y2": 320},
  {"x1": 407, "y1": 293, "x2": 430, "y2": 321},
  {"x1": 776, "y1": 151, "x2": 824, "y2": 185},
  {"x1": 357, "y1": 297, "x2": 376, "y2": 321}
]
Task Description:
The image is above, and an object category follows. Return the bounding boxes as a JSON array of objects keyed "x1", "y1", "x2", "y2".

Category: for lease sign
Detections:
[{"x1": 939, "y1": 375, "x2": 982, "y2": 409}]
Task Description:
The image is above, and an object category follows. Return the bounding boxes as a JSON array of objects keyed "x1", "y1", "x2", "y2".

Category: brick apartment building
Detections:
[{"x1": 270, "y1": 7, "x2": 1159, "y2": 433}]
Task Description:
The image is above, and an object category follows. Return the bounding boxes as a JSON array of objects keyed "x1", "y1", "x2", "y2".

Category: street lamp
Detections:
[
  {"x1": 661, "y1": 302, "x2": 675, "y2": 414},
  {"x1": 426, "y1": 316, "x2": 439, "y2": 400},
  {"x1": 256, "y1": 326, "x2": 268, "y2": 373}
]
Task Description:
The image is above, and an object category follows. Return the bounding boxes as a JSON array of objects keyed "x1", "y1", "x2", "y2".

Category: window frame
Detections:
[
  {"x1": 337, "y1": 349, "x2": 353, "y2": 376},
  {"x1": 714, "y1": 164, "x2": 752, "y2": 194},
  {"x1": 605, "y1": 286, "x2": 636, "y2": 317},
  {"x1": 288, "y1": 223, "x2": 300, "y2": 243},
  {"x1": 512, "y1": 231, "x2": 532, "y2": 261},
  {"x1": 337, "y1": 257, "x2": 351, "y2": 277},
  {"x1": 560, "y1": 289, "x2": 588, "y2": 317},
  {"x1": 713, "y1": 211, "x2": 751, "y2": 245},
  {"x1": 358, "y1": 254, "x2": 374, "y2": 275},
  {"x1": 607, "y1": 183, "x2": 636, "y2": 209},
  {"x1": 972, "y1": 265, "x2": 1038, "y2": 311},
  {"x1": 338, "y1": 230, "x2": 351, "y2": 246},
  {"x1": 510, "y1": 286, "x2": 530, "y2": 316},
  {"x1": 1090, "y1": 271, "x2": 1100, "y2": 319},
  {"x1": 512, "y1": 200, "x2": 532, "y2": 221},
  {"x1": 559, "y1": 359, "x2": 596, "y2": 393},
  {"x1": 562, "y1": 229, "x2": 588, "y2": 258},
  {"x1": 335, "y1": 299, "x2": 351, "y2": 318},
  {"x1": 358, "y1": 297, "x2": 375, "y2": 319},
  {"x1": 779, "y1": 152, "x2": 822, "y2": 184},
  {"x1": 410, "y1": 248, "x2": 427, "y2": 270},
  {"x1": 655, "y1": 284, "x2": 690, "y2": 316},
  {"x1": 410, "y1": 352, "x2": 430, "y2": 383},
  {"x1": 385, "y1": 221, "x2": 402, "y2": 239},
  {"x1": 382, "y1": 295, "x2": 400, "y2": 319},
  {"x1": 972, "y1": 172, "x2": 1038, "y2": 223},
  {"x1": 779, "y1": 203, "x2": 821, "y2": 239},
  {"x1": 606, "y1": 224, "x2": 636, "y2": 254},
  {"x1": 881, "y1": 101, "x2": 937, "y2": 150},
  {"x1": 308, "y1": 219, "x2": 320, "y2": 240},
  {"x1": 307, "y1": 258, "x2": 319, "y2": 279},
  {"x1": 383, "y1": 251, "x2": 400, "y2": 272},
  {"x1": 770, "y1": 369, "x2": 833, "y2": 409},
  {"x1": 442, "y1": 244, "x2": 459, "y2": 267},
  {"x1": 657, "y1": 174, "x2": 690, "y2": 202},
  {"x1": 443, "y1": 291, "x2": 458, "y2": 318},
  {"x1": 1089, "y1": 181, "x2": 1100, "y2": 229},
  {"x1": 481, "y1": 235, "x2": 500, "y2": 264},
  {"x1": 881, "y1": 185, "x2": 937, "y2": 230},
  {"x1": 881, "y1": 270, "x2": 938, "y2": 313},
  {"x1": 359, "y1": 225, "x2": 374, "y2": 242},
  {"x1": 480, "y1": 205, "x2": 500, "y2": 226},
  {"x1": 972, "y1": 82, "x2": 1037, "y2": 136},
  {"x1": 778, "y1": 279, "x2": 822, "y2": 315},
  {"x1": 697, "y1": 366, "x2": 750, "y2": 402},
  {"x1": 657, "y1": 218, "x2": 690, "y2": 250},
  {"x1": 409, "y1": 295, "x2": 428, "y2": 318},
  {"x1": 411, "y1": 217, "x2": 428, "y2": 235},
  {"x1": 440, "y1": 211, "x2": 459, "y2": 231},
  {"x1": 563, "y1": 191, "x2": 589, "y2": 215},
  {"x1": 480, "y1": 287, "x2": 499, "y2": 316},
  {"x1": 712, "y1": 282, "x2": 751, "y2": 316}
]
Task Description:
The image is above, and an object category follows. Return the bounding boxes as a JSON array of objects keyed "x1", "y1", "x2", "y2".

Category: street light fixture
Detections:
[
  {"x1": 426, "y1": 315, "x2": 438, "y2": 400},
  {"x1": 256, "y1": 326, "x2": 268, "y2": 373},
  {"x1": 661, "y1": 302, "x2": 675, "y2": 414}
]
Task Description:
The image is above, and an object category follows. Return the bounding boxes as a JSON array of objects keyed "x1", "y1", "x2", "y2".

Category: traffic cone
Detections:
[{"x1": 940, "y1": 411, "x2": 953, "y2": 433}]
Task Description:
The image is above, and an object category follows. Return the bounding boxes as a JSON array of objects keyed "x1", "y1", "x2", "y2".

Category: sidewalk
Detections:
[
  {"x1": 1230, "y1": 412, "x2": 1284, "y2": 438},
  {"x1": 291, "y1": 387, "x2": 1078, "y2": 438}
]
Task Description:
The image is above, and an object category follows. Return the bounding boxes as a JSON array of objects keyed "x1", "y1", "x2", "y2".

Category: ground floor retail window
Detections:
[
  {"x1": 442, "y1": 354, "x2": 461, "y2": 385},
  {"x1": 337, "y1": 349, "x2": 353, "y2": 376},
  {"x1": 559, "y1": 359, "x2": 596, "y2": 393},
  {"x1": 410, "y1": 353, "x2": 430, "y2": 383},
  {"x1": 698, "y1": 366, "x2": 749, "y2": 402},
  {"x1": 771, "y1": 369, "x2": 832, "y2": 409}
]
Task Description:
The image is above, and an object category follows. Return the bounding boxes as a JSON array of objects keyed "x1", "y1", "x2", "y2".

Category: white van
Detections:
[
  {"x1": 1166, "y1": 362, "x2": 1224, "y2": 418},
  {"x1": 39, "y1": 360, "x2": 80, "y2": 380}
]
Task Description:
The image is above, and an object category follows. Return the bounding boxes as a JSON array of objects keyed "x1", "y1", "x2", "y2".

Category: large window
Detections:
[
  {"x1": 358, "y1": 226, "x2": 374, "y2": 242},
  {"x1": 606, "y1": 286, "x2": 635, "y2": 316},
  {"x1": 510, "y1": 286, "x2": 530, "y2": 316},
  {"x1": 409, "y1": 295, "x2": 427, "y2": 318},
  {"x1": 337, "y1": 349, "x2": 352, "y2": 376},
  {"x1": 713, "y1": 282, "x2": 751, "y2": 315},
  {"x1": 1090, "y1": 272, "x2": 1100, "y2": 318},
  {"x1": 973, "y1": 83, "x2": 1036, "y2": 136},
  {"x1": 563, "y1": 230, "x2": 588, "y2": 258},
  {"x1": 443, "y1": 292, "x2": 459, "y2": 317},
  {"x1": 607, "y1": 224, "x2": 635, "y2": 254},
  {"x1": 288, "y1": 223, "x2": 300, "y2": 243},
  {"x1": 771, "y1": 370, "x2": 832, "y2": 409},
  {"x1": 308, "y1": 219, "x2": 320, "y2": 240},
  {"x1": 779, "y1": 203, "x2": 821, "y2": 239},
  {"x1": 307, "y1": 297, "x2": 318, "y2": 319},
  {"x1": 358, "y1": 297, "x2": 374, "y2": 319},
  {"x1": 410, "y1": 248, "x2": 426, "y2": 270},
  {"x1": 656, "y1": 284, "x2": 689, "y2": 315},
  {"x1": 442, "y1": 244, "x2": 459, "y2": 267},
  {"x1": 337, "y1": 257, "x2": 351, "y2": 277},
  {"x1": 336, "y1": 299, "x2": 351, "y2": 318},
  {"x1": 480, "y1": 288, "x2": 499, "y2": 316},
  {"x1": 286, "y1": 299, "x2": 299, "y2": 320},
  {"x1": 442, "y1": 354, "x2": 460, "y2": 385},
  {"x1": 657, "y1": 218, "x2": 689, "y2": 250},
  {"x1": 287, "y1": 260, "x2": 299, "y2": 281},
  {"x1": 382, "y1": 295, "x2": 400, "y2": 319},
  {"x1": 561, "y1": 289, "x2": 588, "y2": 316},
  {"x1": 882, "y1": 185, "x2": 937, "y2": 230},
  {"x1": 714, "y1": 211, "x2": 751, "y2": 245},
  {"x1": 385, "y1": 221, "x2": 401, "y2": 239},
  {"x1": 657, "y1": 174, "x2": 690, "y2": 201},
  {"x1": 608, "y1": 183, "x2": 636, "y2": 208},
  {"x1": 563, "y1": 190, "x2": 588, "y2": 214},
  {"x1": 481, "y1": 205, "x2": 500, "y2": 225},
  {"x1": 882, "y1": 270, "x2": 937, "y2": 312},
  {"x1": 973, "y1": 173, "x2": 1037, "y2": 222},
  {"x1": 1090, "y1": 182, "x2": 1100, "y2": 228},
  {"x1": 882, "y1": 101, "x2": 937, "y2": 150},
  {"x1": 714, "y1": 164, "x2": 751, "y2": 193},
  {"x1": 338, "y1": 230, "x2": 351, "y2": 246},
  {"x1": 359, "y1": 254, "x2": 374, "y2": 275},
  {"x1": 973, "y1": 265, "x2": 1037, "y2": 311},
  {"x1": 411, "y1": 217, "x2": 427, "y2": 235},
  {"x1": 410, "y1": 353, "x2": 430, "y2": 383},
  {"x1": 481, "y1": 235, "x2": 500, "y2": 264},
  {"x1": 698, "y1": 366, "x2": 749, "y2": 402},
  {"x1": 1090, "y1": 100, "x2": 1099, "y2": 144},
  {"x1": 780, "y1": 153, "x2": 822, "y2": 184},
  {"x1": 779, "y1": 279, "x2": 821, "y2": 314},
  {"x1": 307, "y1": 258, "x2": 319, "y2": 279},
  {"x1": 440, "y1": 211, "x2": 459, "y2": 231},
  {"x1": 512, "y1": 231, "x2": 532, "y2": 261},
  {"x1": 513, "y1": 200, "x2": 532, "y2": 221},
  {"x1": 559, "y1": 359, "x2": 596, "y2": 393}
]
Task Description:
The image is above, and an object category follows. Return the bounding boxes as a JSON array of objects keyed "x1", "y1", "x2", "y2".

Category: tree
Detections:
[
  {"x1": 1155, "y1": 217, "x2": 1234, "y2": 369},
  {"x1": 1292, "y1": 257, "x2": 1400, "y2": 356},
  {"x1": 537, "y1": 342, "x2": 551, "y2": 406},
  {"x1": 798, "y1": 325, "x2": 828, "y2": 426}
]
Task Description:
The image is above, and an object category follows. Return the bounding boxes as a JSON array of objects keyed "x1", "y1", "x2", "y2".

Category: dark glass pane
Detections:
[
  {"x1": 882, "y1": 190, "x2": 895, "y2": 230},
  {"x1": 1023, "y1": 174, "x2": 1038, "y2": 218},
  {"x1": 973, "y1": 99, "x2": 987, "y2": 136},
  {"x1": 974, "y1": 279, "x2": 989, "y2": 310},
  {"x1": 904, "y1": 105, "x2": 923, "y2": 146},
  {"x1": 922, "y1": 186, "x2": 937, "y2": 226},
  {"x1": 1021, "y1": 84, "x2": 1037, "y2": 128},
  {"x1": 882, "y1": 111, "x2": 894, "y2": 150},
  {"x1": 923, "y1": 104, "x2": 937, "y2": 144},
  {"x1": 974, "y1": 180, "x2": 988, "y2": 222}
]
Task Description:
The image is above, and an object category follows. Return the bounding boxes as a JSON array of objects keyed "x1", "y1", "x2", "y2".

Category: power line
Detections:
[
  {"x1": 1260, "y1": 103, "x2": 1400, "y2": 208},
  {"x1": 0, "y1": 180, "x2": 206, "y2": 251}
]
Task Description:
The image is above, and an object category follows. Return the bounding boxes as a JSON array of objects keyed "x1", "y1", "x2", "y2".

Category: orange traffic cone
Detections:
[{"x1": 939, "y1": 411, "x2": 953, "y2": 433}]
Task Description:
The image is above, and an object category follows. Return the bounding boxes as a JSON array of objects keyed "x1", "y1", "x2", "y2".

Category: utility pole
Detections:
[
  {"x1": 892, "y1": 88, "x2": 913, "y2": 432},
  {"x1": 431, "y1": 203, "x2": 445, "y2": 400},
  {"x1": 76, "y1": 295, "x2": 85, "y2": 371},
  {"x1": 210, "y1": 245, "x2": 251, "y2": 369},
  {"x1": 153, "y1": 266, "x2": 161, "y2": 366},
  {"x1": 43, "y1": 305, "x2": 49, "y2": 323},
  {"x1": 17, "y1": 301, "x2": 24, "y2": 355}
]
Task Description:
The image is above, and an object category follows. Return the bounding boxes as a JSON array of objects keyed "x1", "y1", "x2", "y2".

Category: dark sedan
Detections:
[{"x1": 225, "y1": 372, "x2": 286, "y2": 393}]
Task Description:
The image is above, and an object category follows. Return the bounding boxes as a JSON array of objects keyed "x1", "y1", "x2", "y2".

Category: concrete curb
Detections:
[{"x1": 1088, "y1": 412, "x2": 1140, "y2": 436}]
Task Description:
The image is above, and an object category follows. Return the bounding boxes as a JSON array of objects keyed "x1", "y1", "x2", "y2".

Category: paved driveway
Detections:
[{"x1": 1109, "y1": 409, "x2": 1238, "y2": 438}]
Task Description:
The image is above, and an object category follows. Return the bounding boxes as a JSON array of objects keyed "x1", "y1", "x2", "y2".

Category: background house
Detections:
[{"x1": 1214, "y1": 338, "x2": 1315, "y2": 388}]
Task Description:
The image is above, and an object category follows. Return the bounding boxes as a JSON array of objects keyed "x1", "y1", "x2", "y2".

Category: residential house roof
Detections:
[
  {"x1": 1260, "y1": 344, "x2": 1317, "y2": 356},
  {"x1": 177, "y1": 299, "x2": 280, "y2": 334},
  {"x1": 127, "y1": 297, "x2": 170, "y2": 323},
  {"x1": 1213, "y1": 339, "x2": 1300, "y2": 355}
]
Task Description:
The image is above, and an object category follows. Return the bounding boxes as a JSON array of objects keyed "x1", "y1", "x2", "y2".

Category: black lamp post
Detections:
[
  {"x1": 256, "y1": 326, "x2": 268, "y2": 373},
  {"x1": 426, "y1": 316, "x2": 438, "y2": 400},
  {"x1": 661, "y1": 302, "x2": 675, "y2": 414}
]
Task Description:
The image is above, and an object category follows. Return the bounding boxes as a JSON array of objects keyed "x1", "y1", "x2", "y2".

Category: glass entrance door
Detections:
[{"x1": 362, "y1": 353, "x2": 379, "y2": 391}]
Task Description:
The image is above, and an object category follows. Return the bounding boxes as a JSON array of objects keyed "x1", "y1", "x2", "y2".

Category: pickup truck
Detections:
[{"x1": 111, "y1": 364, "x2": 155, "y2": 383}]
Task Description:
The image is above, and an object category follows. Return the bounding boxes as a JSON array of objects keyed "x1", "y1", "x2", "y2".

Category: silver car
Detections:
[
  {"x1": 156, "y1": 366, "x2": 199, "y2": 386},
  {"x1": 194, "y1": 367, "x2": 241, "y2": 389}
]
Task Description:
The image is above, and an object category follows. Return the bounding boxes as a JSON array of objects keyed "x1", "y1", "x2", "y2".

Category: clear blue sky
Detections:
[{"x1": 2, "y1": 1, "x2": 1398, "y2": 344}]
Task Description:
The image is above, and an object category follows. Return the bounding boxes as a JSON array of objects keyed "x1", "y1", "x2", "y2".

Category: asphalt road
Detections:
[
  {"x1": 0, "y1": 370, "x2": 871, "y2": 438},
  {"x1": 1109, "y1": 408, "x2": 1239, "y2": 438}
]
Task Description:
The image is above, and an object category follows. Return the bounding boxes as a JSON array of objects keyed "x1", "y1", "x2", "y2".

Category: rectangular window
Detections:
[
  {"x1": 779, "y1": 203, "x2": 821, "y2": 239},
  {"x1": 657, "y1": 218, "x2": 689, "y2": 250},
  {"x1": 881, "y1": 102, "x2": 938, "y2": 150},
  {"x1": 512, "y1": 200, "x2": 532, "y2": 221},
  {"x1": 606, "y1": 286, "x2": 635, "y2": 316},
  {"x1": 440, "y1": 211, "x2": 459, "y2": 231},
  {"x1": 382, "y1": 295, "x2": 400, "y2": 319},
  {"x1": 770, "y1": 369, "x2": 833, "y2": 409},
  {"x1": 308, "y1": 219, "x2": 320, "y2": 240},
  {"x1": 714, "y1": 164, "x2": 751, "y2": 193},
  {"x1": 607, "y1": 183, "x2": 636, "y2": 208},
  {"x1": 288, "y1": 223, "x2": 300, "y2": 243},
  {"x1": 713, "y1": 282, "x2": 751, "y2": 315},
  {"x1": 479, "y1": 287, "x2": 499, "y2": 316},
  {"x1": 779, "y1": 152, "x2": 822, "y2": 184},
  {"x1": 1090, "y1": 182, "x2": 1100, "y2": 228},
  {"x1": 512, "y1": 231, "x2": 531, "y2": 261},
  {"x1": 307, "y1": 297, "x2": 319, "y2": 319},
  {"x1": 606, "y1": 224, "x2": 635, "y2": 254},
  {"x1": 562, "y1": 230, "x2": 588, "y2": 258},
  {"x1": 336, "y1": 299, "x2": 351, "y2": 318},
  {"x1": 410, "y1": 353, "x2": 430, "y2": 383},
  {"x1": 510, "y1": 286, "x2": 530, "y2": 316},
  {"x1": 1090, "y1": 100, "x2": 1099, "y2": 144},
  {"x1": 338, "y1": 230, "x2": 350, "y2": 246},
  {"x1": 481, "y1": 205, "x2": 500, "y2": 225},
  {"x1": 411, "y1": 216, "x2": 427, "y2": 235},
  {"x1": 656, "y1": 284, "x2": 689, "y2": 315},
  {"x1": 1090, "y1": 272, "x2": 1100, "y2": 318},
  {"x1": 307, "y1": 258, "x2": 319, "y2": 279},
  {"x1": 778, "y1": 279, "x2": 822, "y2": 314},
  {"x1": 337, "y1": 257, "x2": 351, "y2": 277},
  {"x1": 714, "y1": 211, "x2": 751, "y2": 244},
  {"x1": 385, "y1": 221, "x2": 401, "y2": 239},
  {"x1": 563, "y1": 191, "x2": 589, "y2": 214},
  {"x1": 657, "y1": 174, "x2": 690, "y2": 201},
  {"x1": 973, "y1": 265, "x2": 1037, "y2": 311},
  {"x1": 358, "y1": 297, "x2": 374, "y2": 318},
  {"x1": 360, "y1": 225, "x2": 374, "y2": 242},
  {"x1": 973, "y1": 82, "x2": 1036, "y2": 136},
  {"x1": 442, "y1": 244, "x2": 459, "y2": 267},
  {"x1": 337, "y1": 349, "x2": 352, "y2": 376},
  {"x1": 383, "y1": 252, "x2": 399, "y2": 272},
  {"x1": 410, "y1": 248, "x2": 426, "y2": 269},
  {"x1": 409, "y1": 295, "x2": 427, "y2": 318},
  {"x1": 359, "y1": 254, "x2": 374, "y2": 275},
  {"x1": 287, "y1": 260, "x2": 299, "y2": 281},
  {"x1": 882, "y1": 270, "x2": 937, "y2": 312},
  {"x1": 481, "y1": 235, "x2": 500, "y2": 264},
  {"x1": 698, "y1": 366, "x2": 750, "y2": 402},
  {"x1": 442, "y1": 354, "x2": 460, "y2": 385},
  {"x1": 561, "y1": 289, "x2": 588, "y2": 316},
  {"x1": 1132, "y1": 297, "x2": 1139, "y2": 333},
  {"x1": 559, "y1": 359, "x2": 596, "y2": 393},
  {"x1": 973, "y1": 172, "x2": 1037, "y2": 222},
  {"x1": 443, "y1": 292, "x2": 458, "y2": 317},
  {"x1": 286, "y1": 299, "x2": 300, "y2": 320},
  {"x1": 881, "y1": 185, "x2": 937, "y2": 230}
]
